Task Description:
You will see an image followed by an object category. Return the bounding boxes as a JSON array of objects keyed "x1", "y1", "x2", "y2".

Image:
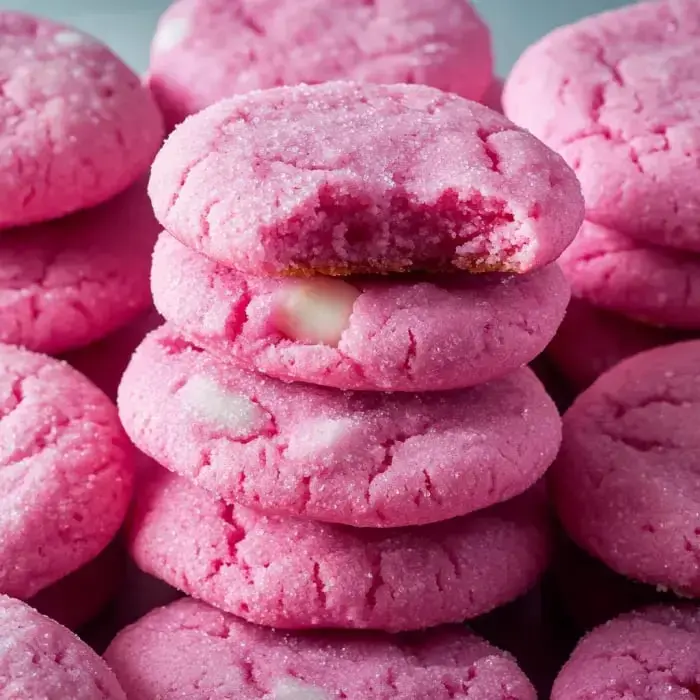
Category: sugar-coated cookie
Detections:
[
  {"x1": 149, "y1": 81, "x2": 584, "y2": 276},
  {"x1": 105, "y1": 597, "x2": 536, "y2": 700},
  {"x1": 152, "y1": 233, "x2": 570, "y2": 392},
  {"x1": 0, "y1": 595, "x2": 126, "y2": 699},
  {"x1": 504, "y1": 0, "x2": 700, "y2": 251},
  {"x1": 558, "y1": 220, "x2": 700, "y2": 330},
  {"x1": 0, "y1": 179, "x2": 160, "y2": 354},
  {"x1": 547, "y1": 299, "x2": 689, "y2": 390},
  {"x1": 552, "y1": 606, "x2": 700, "y2": 700},
  {"x1": 147, "y1": 0, "x2": 493, "y2": 130},
  {"x1": 0, "y1": 344, "x2": 133, "y2": 599},
  {"x1": 128, "y1": 465, "x2": 552, "y2": 631},
  {"x1": 551, "y1": 340, "x2": 700, "y2": 596},
  {"x1": 0, "y1": 12, "x2": 163, "y2": 229},
  {"x1": 118, "y1": 326, "x2": 561, "y2": 527}
]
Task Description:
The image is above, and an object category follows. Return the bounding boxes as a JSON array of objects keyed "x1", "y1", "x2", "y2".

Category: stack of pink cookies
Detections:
[
  {"x1": 145, "y1": 0, "x2": 501, "y2": 131},
  {"x1": 503, "y1": 0, "x2": 700, "y2": 390},
  {"x1": 111, "y1": 80, "x2": 583, "y2": 697}
]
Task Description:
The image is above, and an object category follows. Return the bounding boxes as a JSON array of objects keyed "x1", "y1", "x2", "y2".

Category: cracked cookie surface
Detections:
[
  {"x1": 118, "y1": 325, "x2": 561, "y2": 527},
  {"x1": 149, "y1": 81, "x2": 583, "y2": 276},
  {"x1": 551, "y1": 340, "x2": 700, "y2": 596},
  {"x1": 105, "y1": 597, "x2": 536, "y2": 700}
]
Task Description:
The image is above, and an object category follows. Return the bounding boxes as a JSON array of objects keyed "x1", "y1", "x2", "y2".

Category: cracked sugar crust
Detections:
[
  {"x1": 0, "y1": 12, "x2": 164, "y2": 229},
  {"x1": 126, "y1": 464, "x2": 552, "y2": 631},
  {"x1": 504, "y1": 0, "x2": 700, "y2": 252},
  {"x1": 149, "y1": 81, "x2": 584, "y2": 276},
  {"x1": 117, "y1": 325, "x2": 562, "y2": 527},
  {"x1": 552, "y1": 606, "x2": 700, "y2": 700},
  {"x1": 550, "y1": 340, "x2": 700, "y2": 597},
  {"x1": 0, "y1": 344, "x2": 133, "y2": 599},
  {"x1": 152, "y1": 233, "x2": 570, "y2": 392},
  {"x1": 0, "y1": 596, "x2": 126, "y2": 700},
  {"x1": 0, "y1": 178, "x2": 159, "y2": 354},
  {"x1": 146, "y1": 0, "x2": 493, "y2": 131},
  {"x1": 558, "y1": 220, "x2": 700, "y2": 330},
  {"x1": 547, "y1": 299, "x2": 691, "y2": 391},
  {"x1": 105, "y1": 597, "x2": 536, "y2": 700}
]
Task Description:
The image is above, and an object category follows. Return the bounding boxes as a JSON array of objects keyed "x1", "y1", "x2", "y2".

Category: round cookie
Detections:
[
  {"x1": 0, "y1": 11, "x2": 163, "y2": 229},
  {"x1": 127, "y1": 464, "x2": 552, "y2": 631},
  {"x1": 105, "y1": 597, "x2": 536, "y2": 700},
  {"x1": 118, "y1": 326, "x2": 562, "y2": 528},
  {"x1": 550, "y1": 340, "x2": 700, "y2": 597},
  {"x1": 149, "y1": 81, "x2": 584, "y2": 276},
  {"x1": 552, "y1": 606, "x2": 700, "y2": 700},
  {"x1": 0, "y1": 179, "x2": 160, "y2": 354},
  {"x1": 547, "y1": 299, "x2": 690, "y2": 391},
  {"x1": 0, "y1": 344, "x2": 133, "y2": 599},
  {"x1": 558, "y1": 219, "x2": 700, "y2": 330},
  {"x1": 147, "y1": 0, "x2": 493, "y2": 131},
  {"x1": 152, "y1": 232, "x2": 570, "y2": 392},
  {"x1": 0, "y1": 595, "x2": 126, "y2": 699},
  {"x1": 504, "y1": 0, "x2": 700, "y2": 252}
]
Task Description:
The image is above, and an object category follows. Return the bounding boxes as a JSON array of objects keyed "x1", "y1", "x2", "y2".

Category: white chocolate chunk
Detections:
[
  {"x1": 53, "y1": 31, "x2": 88, "y2": 46},
  {"x1": 269, "y1": 679, "x2": 330, "y2": 700},
  {"x1": 284, "y1": 417, "x2": 354, "y2": 459},
  {"x1": 179, "y1": 374, "x2": 269, "y2": 437},
  {"x1": 154, "y1": 17, "x2": 190, "y2": 52},
  {"x1": 273, "y1": 279, "x2": 361, "y2": 346}
]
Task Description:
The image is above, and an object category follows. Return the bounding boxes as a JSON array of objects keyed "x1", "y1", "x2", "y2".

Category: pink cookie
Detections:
[
  {"x1": 118, "y1": 326, "x2": 561, "y2": 527},
  {"x1": 149, "y1": 81, "x2": 584, "y2": 276},
  {"x1": 152, "y1": 232, "x2": 570, "y2": 392},
  {"x1": 547, "y1": 299, "x2": 690, "y2": 391},
  {"x1": 504, "y1": 0, "x2": 700, "y2": 252},
  {"x1": 0, "y1": 12, "x2": 163, "y2": 229},
  {"x1": 558, "y1": 220, "x2": 700, "y2": 330},
  {"x1": 147, "y1": 0, "x2": 493, "y2": 130},
  {"x1": 127, "y1": 464, "x2": 552, "y2": 631},
  {"x1": 105, "y1": 597, "x2": 536, "y2": 700},
  {"x1": 0, "y1": 344, "x2": 133, "y2": 599},
  {"x1": 552, "y1": 606, "x2": 700, "y2": 700},
  {"x1": 551, "y1": 340, "x2": 700, "y2": 597},
  {"x1": 0, "y1": 596, "x2": 126, "y2": 699},
  {"x1": 0, "y1": 179, "x2": 160, "y2": 355}
]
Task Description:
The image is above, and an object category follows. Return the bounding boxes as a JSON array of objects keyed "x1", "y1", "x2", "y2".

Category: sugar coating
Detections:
[
  {"x1": 0, "y1": 12, "x2": 163, "y2": 228},
  {"x1": 504, "y1": 0, "x2": 700, "y2": 251},
  {"x1": 127, "y1": 465, "x2": 551, "y2": 631},
  {"x1": 105, "y1": 597, "x2": 536, "y2": 700},
  {"x1": 552, "y1": 606, "x2": 700, "y2": 699},
  {"x1": 551, "y1": 340, "x2": 700, "y2": 597},
  {"x1": 118, "y1": 326, "x2": 561, "y2": 527},
  {"x1": 547, "y1": 299, "x2": 691, "y2": 391},
  {"x1": 0, "y1": 179, "x2": 160, "y2": 355},
  {"x1": 147, "y1": 0, "x2": 493, "y2": 130},
  {"x1": 0, "y1": 595, "x2": 126, "y2": 699},
  {"x1": 151, "y1": 233, "x2": 570, "y2": 391},
  {"x1": 0, "y1": 344, "x2": 133, "y2": 599},
  {"x1": 149, "y1": 81, "x2": 584, "y2": 276},
  {"x1": 558, "y1": 220, "x2": 700, "y2": 330}
]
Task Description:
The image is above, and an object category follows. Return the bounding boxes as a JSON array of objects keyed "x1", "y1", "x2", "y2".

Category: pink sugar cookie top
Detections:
[
  {"x1": 0, "y1": 12, "x2": 163, "y2": 228},
  {"x1": 0, "y1": 595, "x2": 126, "y2": 699},
  {"x1": 0, "y1": 344, "x2": 133, "y2": 599},
  {"x1": 152, "y1": 233, "x2": 570, "y2": 392},
  {"x1": 0, "y1": 178, "x2": 159, "y2": 354},
  {"x1": 105, "y1": 597, "x2": 536, "y2": 700},
  {"x1": 127, "y1": 465, "x2": 552, "y2": 631},
  {"x1": 504, "y1": 0, "x2": 700, "y2": 251},
  {"x1": 149, "y1": 81, "x2": 584, "y2": 276},
  {"x1": 147, "y1": 0, "x2": 493, "y2": 130},
  {"x1": 552, "y1": 606, "x2": 700, "y2": 700},
  {"x1": 551, "y1": 340, "x2": 700, "y2": 597},
  {"x1": 558, "y1": 220, "x2": 700, "y2": 330},
  {"x1": 118, "y1": 325, "x2": 561, "y2": 527}
]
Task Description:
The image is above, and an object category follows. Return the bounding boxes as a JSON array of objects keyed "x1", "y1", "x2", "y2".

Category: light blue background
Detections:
[{"x1": 2, "y1": 0, "x2": 634, "y2": 74}]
